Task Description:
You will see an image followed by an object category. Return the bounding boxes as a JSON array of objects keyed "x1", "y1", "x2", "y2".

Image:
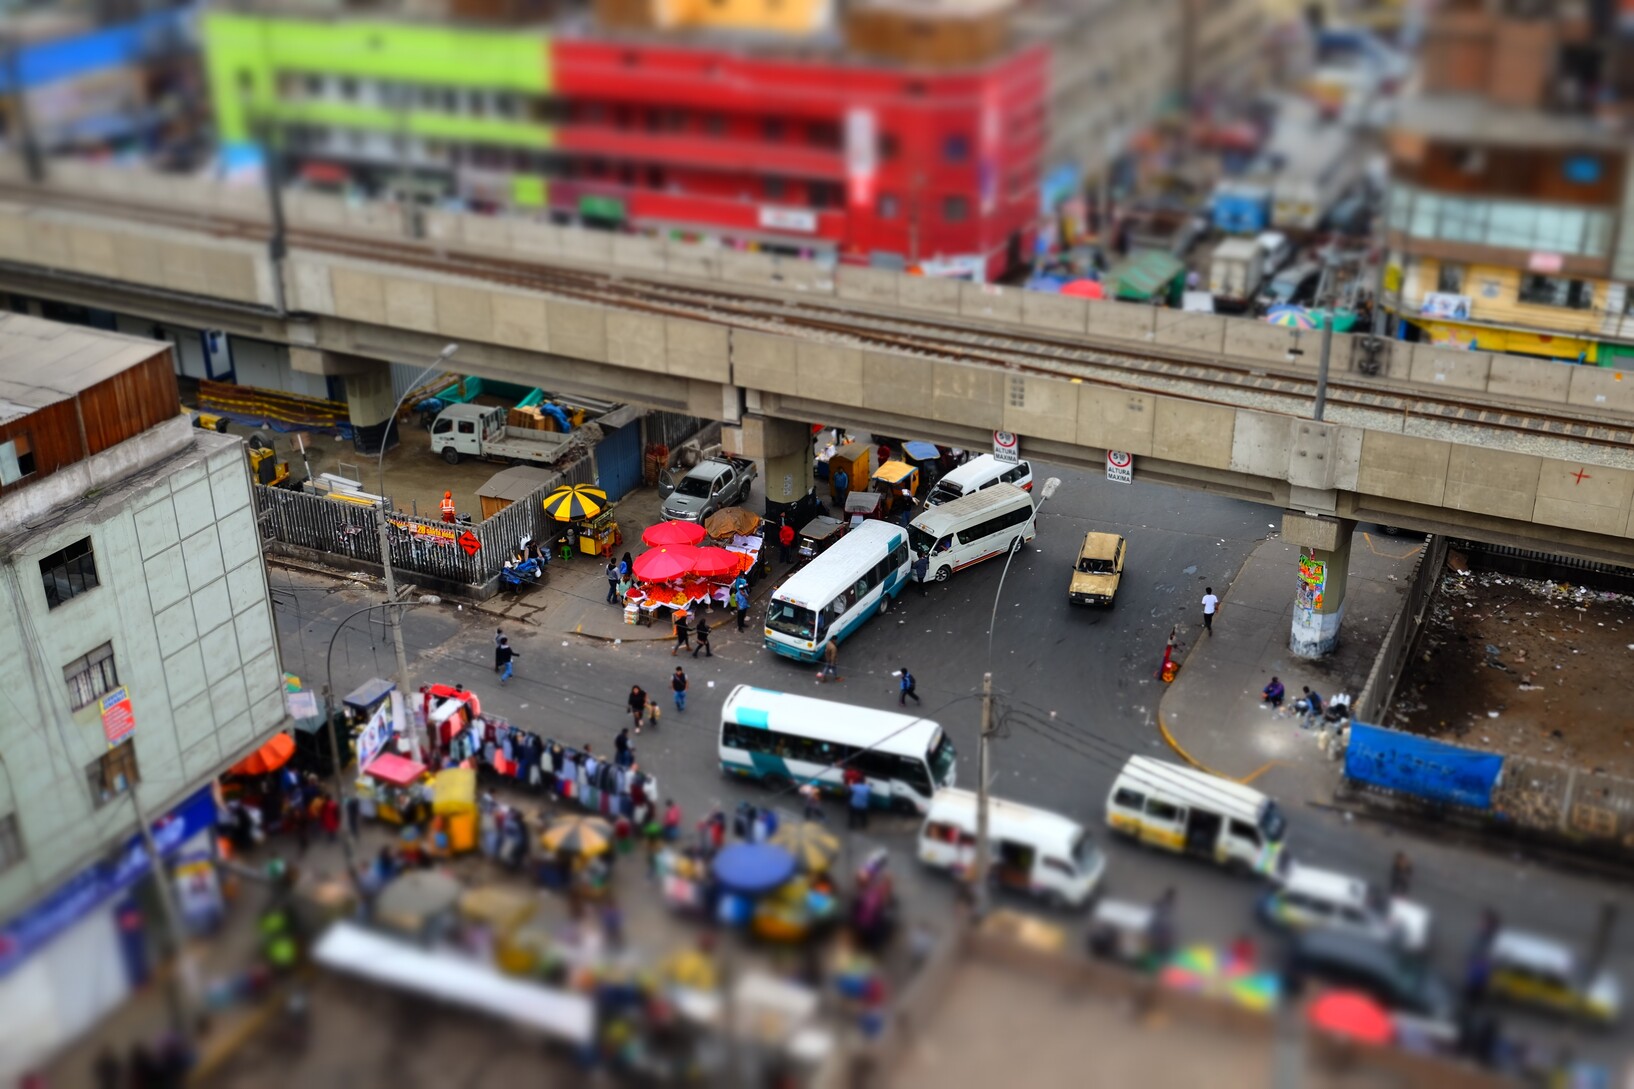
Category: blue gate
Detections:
[{"x1": 597, "y1": 421, "x2": 643, "y2": 501}]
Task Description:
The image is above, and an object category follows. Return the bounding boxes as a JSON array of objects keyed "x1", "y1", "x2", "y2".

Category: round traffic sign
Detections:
[
  {"x1": 1106, "y1": 449, "x2": 1132, "y2": 469},
  {"x1": 993, "y1": 431, "x2": 1018, "y2": 450}
]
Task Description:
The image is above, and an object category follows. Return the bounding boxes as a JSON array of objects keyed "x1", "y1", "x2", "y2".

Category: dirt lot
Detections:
[{"x1": 1387, "y1": 555, "x2": 1634, "y2": 778}]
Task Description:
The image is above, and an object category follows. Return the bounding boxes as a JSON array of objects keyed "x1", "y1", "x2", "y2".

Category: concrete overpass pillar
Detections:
[
  {"x1": 1283, "y1": 513, "x2": 1356, "y2": 659},
  {"x1": 724, "y1": 414, "x2": 815, "y2": 521},
  {"x1": 292, "y1": 348, "x2": 397, "y2": 455}
]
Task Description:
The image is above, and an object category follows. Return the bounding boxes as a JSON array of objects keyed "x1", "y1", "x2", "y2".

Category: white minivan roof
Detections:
[
  {"x1": 925, "y1": 788, "x2": 1084, "y2": 855},
  {"x1": 911, "y1": 482, "x2": 1031, "y2": 537},
  {"x1": 934, "y1": 453, "x2": 1023, "y2": 493},
  {"x1": 1118, "y1": 755, "x2": 1268, "y2": 824}
]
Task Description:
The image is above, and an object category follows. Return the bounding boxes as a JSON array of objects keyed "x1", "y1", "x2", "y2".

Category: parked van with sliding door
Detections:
[
  {"x1": 1105, "y1": 756, "x2": 1288, "y2": 877},
  {"x1": 918, "y1": 788, "x2": 1106, "y2": 908},
  {"x1": 924, "y1": 453, "x2": 1033, "y2": 507},
  {"x1": 908, "y1": 484, "x2": 1036, "y2": 583}
]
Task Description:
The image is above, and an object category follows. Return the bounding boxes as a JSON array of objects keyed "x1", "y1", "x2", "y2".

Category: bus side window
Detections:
[
  {"x1": 1228, "y1": 819, "x2": 1262, "y2": 847},
  {"x1": 926, "y1": 821, "x2": 960, "y2": 844},
  {"x1": 1144, "y1": 798, "x2": 1181, "y2": 824},
  {"x1": 896, "y1": 755, "x2": 931, "y2": 793},
  {"x1": 1112, "y1": 787, "x2": 1146, "y2": 810}
]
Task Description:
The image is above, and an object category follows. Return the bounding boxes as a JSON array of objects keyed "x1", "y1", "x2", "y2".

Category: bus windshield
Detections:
[
  {"x1": 766, "y1": 600, "x2": 816, "y2": 641},
  {"x1": 927, "y1": 729, "x2": 957, "y2": 786},
  {"x1": 1260, "y1": 801, "x2": 1287, "y2": 843}
]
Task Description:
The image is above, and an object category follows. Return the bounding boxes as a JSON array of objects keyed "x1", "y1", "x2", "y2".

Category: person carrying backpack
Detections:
[{"x1": 898, "y1": 666, "x2": 920, "y2": 706}]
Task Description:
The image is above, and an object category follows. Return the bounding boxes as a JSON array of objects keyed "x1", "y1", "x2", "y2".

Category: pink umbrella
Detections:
[
  {"x1": 691, "y1": 548, "x2": 748, "y2": 579},
  {"x1": 1060, "y1": 279, "x2": 1105, "y2": 300},
  {"x1": 643, "y1": 520, "x2": 707, "y2": 547},
  {"x1": 633, "y1": 545, "x2": 700, "y2": 582}
]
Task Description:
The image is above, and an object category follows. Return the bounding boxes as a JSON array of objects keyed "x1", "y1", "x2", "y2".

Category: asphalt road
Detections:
[{"x1": 273, "y1": 461, "x2": 1634, "y2": 1071}]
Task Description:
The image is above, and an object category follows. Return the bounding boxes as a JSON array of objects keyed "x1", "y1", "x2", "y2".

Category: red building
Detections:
[{"x1": 547, "y1": 38, "x2": 1050, "y2": 281}]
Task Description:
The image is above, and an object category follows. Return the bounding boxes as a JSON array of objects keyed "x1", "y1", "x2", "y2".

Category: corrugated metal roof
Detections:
[
  {"x1": 0, "y1": 314, "x2": 168, "y2": 426},
  {"x1": 478, "y1": 465, "x2": 561, "y2": 502}
]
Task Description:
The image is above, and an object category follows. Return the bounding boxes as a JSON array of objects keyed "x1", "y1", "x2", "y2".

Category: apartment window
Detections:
[
  {"x1": 1436, "y1": 264, "x2": 1465, "y2": 294},
  {"x1": 0, "y1": 813, "x2": 21, "y2": 875},
  {"x1": 340, "y1": 77, "x2": 358, "y2": 100},
  {"x1": 810, "y1": 182, "x2": 836, "y2": 209},
  {"x1": 943, "y1": 133, "x2": 970, "y2": 163},
  {"x1": 470, "y1": 92, "x2": 487, "y2": 118},
  {"x1": 306, "y1": 74, "x2": 323, "y2": 97},
  {"x1": 40, "y1": 537, "x2": 98, "y2": 608},
  {"x1": 877, "y1": 193, "x2": 900, "y2": 219},
  {"x1": 764, "y1": 177, "x2": 787, "y2": 200},
  {"x1": 0, "y1": 432, "x2": 35, "y2": 484},
  {"x1": 420, "y1": 85, "x2": 438, "y2": 109},
  {"x1": 942, "y1": 195, "x2": 970, "y2": 223},
  {"x1": 64, "y1": 642, "x2": 118, "y2": 711},
  {"x1": 763, "y1": 118, "x2": 785, "y2": 141},
  {"x1": 877, "y1": 132, "x2": 899, "y2": 160},
  {"x1": 86, "y1": 742, "x2": 140, "y2": 808},
  {"x1": 495, "y1": 93, "x2": 517, "y2": 119},
  {"x1": 706, "y1": 113, "x2": 725, "y2": 136},
  {"x1": 1519, "y1": 275, "x2": 1594, "y2": 310}
]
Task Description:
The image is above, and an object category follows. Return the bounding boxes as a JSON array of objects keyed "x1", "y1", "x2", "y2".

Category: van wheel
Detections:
[
  {"x1": 934, "y1": 566, "x2": 950, "y2": 583},
  {"x1": 442, "y1": 448, "x2": 461, "y2": 465}
]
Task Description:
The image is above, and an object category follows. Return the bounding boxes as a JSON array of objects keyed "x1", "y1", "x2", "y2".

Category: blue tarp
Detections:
[
  {"x1": 1344, "y1": 723, "x2": 1503, "y2": 810},
  {"x1": 711, "y1": 843, "x2": 796, "y2": 896}
]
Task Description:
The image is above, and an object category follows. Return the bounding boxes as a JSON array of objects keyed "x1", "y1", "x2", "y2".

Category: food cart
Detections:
[
  {"x1": 578, "y1": 509, "x2": 619, "y2": 557},
  {"x1": 827, "y1": 443, "x2": 872, "y2": 502},
  {"x1": 871, "y1": 460, "x2": 920, "y2": 517},
  {"x1": 797, "y1": 516, "x2": 846, "y2": 562},
  {"x1": 357, "y1": 753, "x2": 429, "y2": 826}
]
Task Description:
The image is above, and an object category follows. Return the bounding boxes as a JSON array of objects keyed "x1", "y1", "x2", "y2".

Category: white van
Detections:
[
  {"x1": 918, "y1": 788, "x2": 1106, "y2": 908},
  {"x1": 1105, "y1": 756, "x2": 1288, "y2": 876},
  {"x1": 908, "y1": 483, "x2": 1036, "y2": 583},
  {"x1": 924, "y1": 453, "x2": 1033, "y2": 507}
]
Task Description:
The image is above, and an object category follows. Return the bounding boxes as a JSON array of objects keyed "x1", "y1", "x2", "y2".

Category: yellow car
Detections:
[
  {"x1": 1486, "y1": 930, "x2": 1621, "y2": 1026},
  {"x1": 1069, "y1": 532, "x2": 1125, "y2": 606}
]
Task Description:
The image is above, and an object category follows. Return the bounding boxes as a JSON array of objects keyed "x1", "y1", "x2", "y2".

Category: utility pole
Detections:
[
  {"x1": 129, "y1": 785, "x2": 197, "y2": 1045},
  {"x1": 973, "y1": 671, "x2": 994, "y2": 916},
  {"x1": 373, "y1": 504, "x2": 418, "y2": 755},
  {"x1": 1313, "y1": 254, "x2": 1335, "y2": 421}
]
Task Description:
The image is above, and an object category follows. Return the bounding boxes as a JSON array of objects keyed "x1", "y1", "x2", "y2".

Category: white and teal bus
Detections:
[
  {"x1": 763, "y1": 520, "x2": 910, "y2": 662},
  {"x1": 719, "y1": 685, "x2": 957, "y2": 813}
]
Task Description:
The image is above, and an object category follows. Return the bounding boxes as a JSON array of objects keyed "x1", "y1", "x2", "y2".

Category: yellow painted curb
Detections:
[
  {"x1": 1156, "y1": 709, "x2": 1280, "y2": 786},
  {"x1": 188, "y1": 967, "x2": 314, "y2": 1086}
]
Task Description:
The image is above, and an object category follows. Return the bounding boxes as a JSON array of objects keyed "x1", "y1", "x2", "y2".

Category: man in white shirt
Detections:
[{"x1": 1201, "y1": 586, "x2": 1219, "y2": 636}]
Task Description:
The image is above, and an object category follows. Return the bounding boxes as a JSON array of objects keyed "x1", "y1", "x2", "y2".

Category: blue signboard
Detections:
[
  {"x1": 0, "y1": 786, "x2": 217, "y2": 977},
  {"x1": 1345, "y1": 723, "x2": 1503, "y2": 810},
  {"x1": 0, "y1": 8, "x2": 194, "y2": 95}
]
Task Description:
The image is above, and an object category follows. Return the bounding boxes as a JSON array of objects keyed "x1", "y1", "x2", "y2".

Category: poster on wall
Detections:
[
  {"x1": 1419, "y1": 292, "x2": 1472, "y2": 320},
  {"x1": 1295, "y1": 549, "x2": 1327, "y2": 617}
]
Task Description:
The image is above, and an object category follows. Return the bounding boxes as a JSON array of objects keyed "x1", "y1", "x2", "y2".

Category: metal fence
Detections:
[
  {"x1": 256, "y1": 457, "x2": 597, "y2": 587},
  {"x1": 1353, "y1": 535, "x2": 1447, "y2": 723}
]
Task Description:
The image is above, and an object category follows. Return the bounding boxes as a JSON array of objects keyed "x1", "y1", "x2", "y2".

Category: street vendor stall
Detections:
[
  {"x1": 797, "y1": 516, "x2": 845, "y2": 562},
  {"x1": 429, "y1": 767, "x2": 478, "y2": 855},
  {"x1": 357, "y1": 753, "x2": 429, "y2": 825},
  {"x1": 543, "y1": 484, "x2": 618, "y2": 558},
  {"x1": 871, "y1": 460, "x2": 919, "y2": 516},
  {"x1": 624, "y1": 541, "x2": 755, "y2": 623},
  {"x1": 827, "y1": 443, "x2": 871, "y2": 503},
  {"x1": 843, "y1": 490, "x2": 884, "y2": 523}
]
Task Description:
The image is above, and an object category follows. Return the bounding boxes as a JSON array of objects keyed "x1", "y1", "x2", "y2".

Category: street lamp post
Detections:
[
  {"x1": 370, "y1": 342, "x2": 458, "y2": 756},
  {"x1": 973, "y1": 475, "x2": 1060, "y2": 914}
]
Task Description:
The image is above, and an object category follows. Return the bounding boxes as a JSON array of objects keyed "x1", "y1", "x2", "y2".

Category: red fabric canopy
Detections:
[
  {"x1": 1060, "y1": 279, "x2": 1105, "y2": 300},
  {"x1": 229, "y1": 732, "x2": 295, "y2": 777},
  {"x1": 633, "y1": 545, "x2": 700, "y2": 582},
  {"x1": 1307, "y1": 991, "x2": 1394, "y2": 1046},
  {"x1": 364, "y1": 753, "x2": 427, "y2": 786},
  {"x1": 642, "y1": 520, "x2": 707, "y2": 547},
  {"x1": 691, "y1": 548, "x2": 748, "y2": 578}
]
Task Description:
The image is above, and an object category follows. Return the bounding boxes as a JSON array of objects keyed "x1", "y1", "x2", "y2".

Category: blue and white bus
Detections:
[
  {"x1": 719, "y1": 685, "x2": 957, "y2": 813},
  {"x1": 763, "y1": 520, "x2": 910, "y2": 662}
]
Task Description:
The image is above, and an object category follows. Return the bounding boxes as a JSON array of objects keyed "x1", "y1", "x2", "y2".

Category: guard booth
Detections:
[{"x1": 828, "y1": 442, "x2": 872, "y2": 503}]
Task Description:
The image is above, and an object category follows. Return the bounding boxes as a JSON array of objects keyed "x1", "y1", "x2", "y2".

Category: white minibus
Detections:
[
  {"x1": 925, "y1": 453, "x2": 1033, "y2": 507},
  {"x1": 918, "y1": 788, "x2": 1107, "y2": 908},
  {"x1": 1105, "y1": 756, "x2": 1288, "y2": 876},
  {"x1": 718, "y1": 685, "x2": 956, "y2": 813},
  {"x1": 763, "y1": 520, "x2": 909, "y2": 661},
  {"x1": 908, "y1": 483, "x2": 1036, "y2": 583}
]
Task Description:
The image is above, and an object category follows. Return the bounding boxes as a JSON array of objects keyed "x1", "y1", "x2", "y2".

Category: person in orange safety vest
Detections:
[{"x1": 440, "y1": 491, "x2": 457, "y2": 522}]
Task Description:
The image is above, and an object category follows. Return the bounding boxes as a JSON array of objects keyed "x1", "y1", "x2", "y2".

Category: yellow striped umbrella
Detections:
[
  {"x1": 539, "y1": 815, "x2": 614, "y2": 856},
  {"x1": 771, "y1": 820, "x2": 842, "y2": 872},
  {"x1": 542, "y1": 484, "x2": 608, "y2": 521}
]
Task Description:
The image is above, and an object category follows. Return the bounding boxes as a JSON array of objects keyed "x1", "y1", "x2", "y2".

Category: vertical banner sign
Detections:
[
  {"x1": 101, "y1": 687, "x2": 136, "y2": 749},
  {"x1": 357, "y1": 694, "x2": 396, "y2": 771},
  {"x1": 992, "y1": 431, "x2": 1019, "y2": 465},
  {"x1": 845, "y1": 107, "x2": 877, "y2": 209},
  {"x1": 1105, "y1": 450, "x2": 1133, "y2": 484}
]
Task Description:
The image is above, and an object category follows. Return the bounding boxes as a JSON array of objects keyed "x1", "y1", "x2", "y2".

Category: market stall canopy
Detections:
[
  {"x1": 1265, "y1": 304, "x2": 1318, "y2": 330},
  {"x1": 705, "y1": 507, "x2": 761, "y2": 540},
  {"x1": 374, "y1": 869, "x2": 462, "y2": 932},
  {"x1": 633, "y1": 544, "x2": 700, "y2": 582},
  {"x1": 542, "y1": 484, "x2": 608, "y2": 521},
  {"x1": 1059, "y1": 278, "x2": 1106, "y2": 300},
  {"x1": 690, "y1": 547, "x2": 750, "y2": 579},
  {"x1": 1306, "y1": 990, "x2": 1395, "y2": 1046},
  {"x1": 363, "y1": 752, "x2": 427, "y2": 786},
  {"x1": 871, "y1": 460, "x2": 916, "y2": 485},
  {"x1": 901, "y1": 441, "x2": 941, "y2": 463},
  {"x1": 712, "y1": 843, "x2": 797, "y2": 896},
  {"x1": 643, "y1": 520, "x2": 708, "y2": 547},
  {"x1": 432, "y1": 767, "x2": 477, "y2": 815},
  {"x1": 1110, "y1": 250, "x2": 1186, "y2": 303},
  {"x1": 540, "y1": 815, "x2": 614, "y2": 855},
  {"x1": 229, "y1": 732, "x2": 295, "y2": 777}
]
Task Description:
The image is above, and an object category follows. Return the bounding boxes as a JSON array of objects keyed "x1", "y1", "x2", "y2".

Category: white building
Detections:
[{"x1": 0, "y1": 314, "x2": 288, "y2": 1077}]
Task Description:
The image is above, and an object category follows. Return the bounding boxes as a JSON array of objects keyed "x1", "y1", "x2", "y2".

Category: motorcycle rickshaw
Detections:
[
  {"x1": 870, "y1": 460, "x2": 920, "y2": 519},
  {"x1": 797, "y1": 515, "x2": 846, "y2": 562}
]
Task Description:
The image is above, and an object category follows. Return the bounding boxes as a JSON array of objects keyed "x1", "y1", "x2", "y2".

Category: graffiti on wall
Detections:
[{"x1": 1295, "y1": 549, "x2": 1327, "y2": 618}]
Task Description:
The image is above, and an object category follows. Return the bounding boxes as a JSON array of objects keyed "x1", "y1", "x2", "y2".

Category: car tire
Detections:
[
  {"x1": 441, "y1": 448, "x2": 461, "y2": 465},
  {"x1": 934, "y1": 566, "x2": 950, "y2": 583}
]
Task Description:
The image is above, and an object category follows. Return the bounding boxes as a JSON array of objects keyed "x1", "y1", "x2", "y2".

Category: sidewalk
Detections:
[{"x1": 1157, "y1": 531, "x2": 1424, "y2": 801}]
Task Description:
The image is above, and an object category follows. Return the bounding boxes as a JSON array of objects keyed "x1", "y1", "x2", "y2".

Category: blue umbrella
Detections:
[
  {"x1": 711, "y1": 843, "x2": 796, "y2": 896},
  {"x1": 902, "y1": 441, "x2": 941, "y2": 462}
]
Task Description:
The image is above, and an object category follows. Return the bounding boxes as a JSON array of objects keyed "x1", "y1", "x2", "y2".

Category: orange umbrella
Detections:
[
  {"x1": 230, "y1": 732, "x2": 296, "y2": 777},
  {"x1": 1307, "y1": 990, "x2": 1395, "y2": 1046}
]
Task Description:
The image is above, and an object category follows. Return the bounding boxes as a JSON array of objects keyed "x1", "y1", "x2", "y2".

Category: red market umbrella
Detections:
[
  {"x1": 230, "y1": 732, "x2": 296, "y2": 777},
  {"x1": 691, "y1": 548, "x2": 748, "y2": 578},
  {"x1": 1307, "y1": 990, "x2": 1395, "y2": 1046},
  {"x1": 633, "y1": 544, "x2": 700, "y2": 582},
  {"x1": 643, "y1": 520, "x2": 707, "y2": 547},
  {"x1": 1060, "y1": 279, "x2": 1105, "y2": 300},
  {"x1": 363, "y1": 753, "x2": 428, "y2": 787}
]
